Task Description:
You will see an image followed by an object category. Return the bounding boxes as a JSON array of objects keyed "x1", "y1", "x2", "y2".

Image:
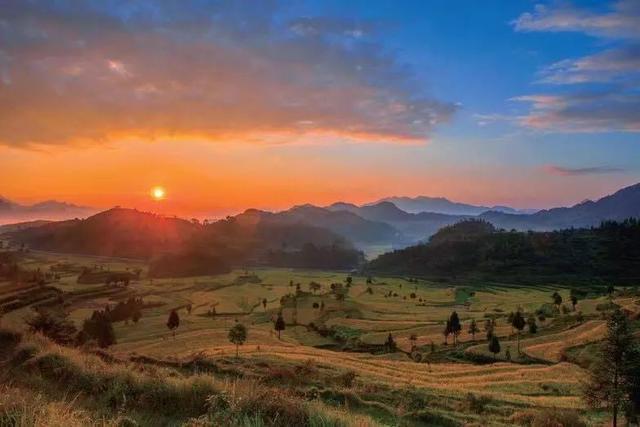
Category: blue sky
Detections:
[{"x1": 0, "y1": 0, "x2": 638, "y2": 213}]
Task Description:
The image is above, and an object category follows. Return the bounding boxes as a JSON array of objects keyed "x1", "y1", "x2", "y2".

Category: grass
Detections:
[{"x1": 2, "y1": 250, "x2": 636, "y2": 426}]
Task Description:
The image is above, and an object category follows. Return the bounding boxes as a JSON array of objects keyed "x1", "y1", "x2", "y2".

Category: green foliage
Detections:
[
  {"x1": 25, "y1": 310, "x2": 77, "y2": 346},
  {"x1": 489, "y1": 336, "x2": 501, "y2": 358},
  {"x1": 229, "y1": 322, "x2": 248, "y2": 357},
  {"x1": 368, "y1": 219, "x2": 640, "y2": 284}
]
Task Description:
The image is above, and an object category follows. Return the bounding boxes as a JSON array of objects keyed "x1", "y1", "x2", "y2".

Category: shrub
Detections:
[{"x1": 510, "y1": 408, "x2": 586, "y2": 427}]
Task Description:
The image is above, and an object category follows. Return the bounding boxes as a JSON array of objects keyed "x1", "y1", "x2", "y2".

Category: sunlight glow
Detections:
[{"x1": 151, "y1": 186, "x2": 166, "y2": 201}]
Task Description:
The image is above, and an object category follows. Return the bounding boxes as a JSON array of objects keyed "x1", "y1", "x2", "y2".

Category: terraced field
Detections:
[{"x1": 1, "y1": 249, "x2": 637, "y2": 426}]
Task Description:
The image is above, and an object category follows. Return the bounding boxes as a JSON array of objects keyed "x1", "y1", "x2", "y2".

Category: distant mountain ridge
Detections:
[
  {"x1": 370, "y1": 195, "x2": 537, "y2": 215},
  {"x1": 0, "y1": 196, "x2": 95, "y2": 224}
]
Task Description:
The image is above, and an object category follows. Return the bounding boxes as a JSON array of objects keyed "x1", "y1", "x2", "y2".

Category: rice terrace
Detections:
[{"x1": 1, "y1": 1, "x2": 640, "y2": 426}]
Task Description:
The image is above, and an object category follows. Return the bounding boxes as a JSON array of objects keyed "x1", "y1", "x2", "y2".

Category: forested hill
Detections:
[{"x1": 367, "y1": 219, "x2": 640, "y2": 284}]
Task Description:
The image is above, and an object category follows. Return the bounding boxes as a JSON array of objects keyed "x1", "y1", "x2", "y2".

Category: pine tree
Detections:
[
  {"x1": 512, "y1": 310, "x2": 526, "y2": 354},
  {"x1": 449, "y1": 311, "x2": 461, "y2": 345},
  {"x1": 167, "y1": 309, "x2": 180, "y2": 338},
  {"x1": 274, "y1": 312, "x2": 285, "y2": 339},
  {"x1": 468, "y1": 319, "x2": 479, "y2": 342},
  {"x1": 584, "y1": 309, "x2": 640, "y2": 426},
  {"x1": 489, "y1": 335, "x2": 501, "y2": 360}
]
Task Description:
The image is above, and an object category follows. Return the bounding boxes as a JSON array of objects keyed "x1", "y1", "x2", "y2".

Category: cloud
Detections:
[
  {"x1": 509, "y1": 1, "x2": 640, "y2": 133},
  {"x1": 513, "y1": 1, "x2": 640, "y2": 40},
  {"x1": 0, "y1": 1, "x2": 455, "y2": 148},
  {"x1": 537, "y1": 45, "x2": 640, "y2": 84},
  {"x1": 543, "y1": 164, "x2": 626, "y2": 176},
  {"x1": 513, "y1": 92, "x2": 640, "y2": 132}
]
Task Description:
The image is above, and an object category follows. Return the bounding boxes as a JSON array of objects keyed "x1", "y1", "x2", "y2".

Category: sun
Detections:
[{"x1": 151, "y1": 186, "x2": 166, "y2": 201}]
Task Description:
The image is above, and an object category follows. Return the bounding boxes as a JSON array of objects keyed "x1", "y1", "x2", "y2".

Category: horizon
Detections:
[{"x1": 1, "y1": 1, "x2": 639, "y2": 217}]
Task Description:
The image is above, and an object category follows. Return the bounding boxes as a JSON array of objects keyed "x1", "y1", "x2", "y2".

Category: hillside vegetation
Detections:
[{"x1": 368, "y1": 219, "x2": 640, "y2": 284}]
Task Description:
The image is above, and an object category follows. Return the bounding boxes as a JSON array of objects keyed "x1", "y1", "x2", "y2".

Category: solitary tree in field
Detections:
[
  {"x1": 468, "y1": 319, "x2": 479, "y2": 342},
  {"x1": 570, "y1": 295, "x2": 578, "y2": 311},
  {"x1": 132, "y1": 308, "x2": 141, "y2": 325},
  {"x1": 489, "y1": 336, "x2": 501, "y2": 360},
  {"x1": 345, "y1": 276, "x2": 353, "y2": 287},
  {"x1": 607, "y1": 285, "x2": 615, "y2": 298},
  {"x1": 443, "y1": 320, "x2": 451, "y2": 345},
  {"x1": 527, "y1": 315, "x2": 537, "y2": 334},
  {"x1": 228, "y1": 322, "x2": 248, "y2": 358},
  {"x1": 262, "y1": 298, "x2": 267, "y2": 311},
  {"x1": 309, "y1": 282, "x2": 322, "y2": 294},
  {"x1": 584, "y1": 308, "x2": 640, "y2": 427},
  {"x1": 274, "y1": 312, "x2": 286, "y2": 339},
  {"x1": 552, "y1": 291, "x2": 563, "y2": 308},
  {"x1": 449, "y1": 311, "x2": 462, "y2": 345},
  {"x1": 167, "y1": 310, "x2": 180, "y2": 338},
  {"x1": 512, "y1": 310, "x2": 526, "y2": 354},
  {"x1": 385, "y1": 333, "x2": 397, "y2": 353}
]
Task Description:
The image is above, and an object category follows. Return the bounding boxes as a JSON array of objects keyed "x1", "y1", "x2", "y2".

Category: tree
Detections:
[
  {"x1": 468, "y1": 319, "x2": 479, "y2": 342},
  {"x1": 443, "y1": 320, "x2": 451, "y2": 345},
  {"x1": 262, "y1": 298, "x2": 267, "y2": 311},
  {"x1": 489, "y1": 336, "x2": 501, "y2": 360},
  {"x1": 274, "y1": 312, "x2": 285, "y2": 339},
  {"x1": 26, "y1": 310, "x2": 77, "y2": 346},
  {"x1": 584, "y1": 308, "x2": 640, "y2": 427},
  {"x1": 82, "y1": 311, "x2": 115, "y2": 348},
  {"x1": 345, "y1": 276, "x2": 353, "y2": 287},
  {"x1": 527, "y1": 315, "x2": 537, "y2": 334},
  {"x1": 132, "y1": 308, "x2": 141, "y2": 324},
  {"x1": 571, "y1": 295, "x2": 578, "y2": 311},
  {"x1": 167, "y1": 310, "x2": 180, "y2": 338},
  {"x1": 607, "y1": 285, "x2": 615, "y2": 298},
  {"x1": 228, "y1": 322, "x2": 248, "y2": 358},
  {"x1": 449, "y1": 311, "x2": 462, "y2": 345},
  {"x1": 309, "y1": 282, "x2": 322, "y2": 294},
  {"x1": 512, "y1": 310, "x2": 526, "y2": 354},
  {"x1": 552, "y1": 291, "x2": 563, "y2": 307},
  {"x1": 385, "y1": 333, "x2": 397, "y2": 353}
]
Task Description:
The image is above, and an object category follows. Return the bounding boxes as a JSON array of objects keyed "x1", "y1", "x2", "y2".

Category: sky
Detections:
[{"x1": 1, "y1": 0, "x2": 639, "y2": 218}]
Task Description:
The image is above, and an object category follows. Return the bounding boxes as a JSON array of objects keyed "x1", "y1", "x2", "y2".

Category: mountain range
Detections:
[
  {"x1": 370, "y1": 196, "x2": 538, "y2": 215},
  {"x1": 2, "y1": 183, "x2": 640, "y2": 258},
  {"x1": 0, "y1": 197, "x2": 95, "y2": 224}
]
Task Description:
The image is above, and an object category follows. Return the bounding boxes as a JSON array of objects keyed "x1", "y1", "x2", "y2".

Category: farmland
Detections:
[{"x1": 2, "y1": 248, "x2": 638, "y2": 426}]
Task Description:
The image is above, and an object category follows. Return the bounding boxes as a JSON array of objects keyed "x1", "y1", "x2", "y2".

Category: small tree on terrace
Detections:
[
  {"x1": 512, "y1": 310, "x2": 526, "y2": 354},
  {"x1": 449, "y1": 311, "x2": 462, "y2": 345},
  {"x1": 468, "y1": 319, "x2": 479, "y2": 342},
  {"x1": 274, "y1": 312, "x2": 286, "y2": 339},
  {"x1": 489, "y1": 335, "x2": 501, "y2": 360},
  {"x1": 132, "y1": 308, "x2": 141, "y2": 324},
  {"x1": 228, "y1": 322, "x2": 248, "y2": 358},
  {"x1": 309, "y1": 282, "x2": 322, "y2": 294},
  {"x1": 385, "y1": 333, "x2": 397, "y2": 353},
  {"x1": 262, "y1": 298, "x2": 267, "y2": 311},
  {"x1": 571, "y1": 295, "x2": 578, "y2": 311},
  {"x1": 584, "y1": 308, "x2": 640, "y2": 427},
  {"x1": 167, "y1": 309, "x2": 180, "y2": 338},
  {"x1": 552, "y1": 291, "x2": 563, "y2": 308},
  {"x1": 527, "y1": 315, "x2": 537, "y2": 334}
]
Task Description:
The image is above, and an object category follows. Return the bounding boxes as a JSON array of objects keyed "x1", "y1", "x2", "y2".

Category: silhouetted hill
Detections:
[
  {"x1": 327, "y1": 201, "x2": 466, "y2": 242},
  {"x1": 480, "y1": 183, "x2": 640, "y2": 231},
  {"x1": 8, "y1": 207, "x2": 364, "y2": 271},
  {"x1": 0, "y1": 196, "x2": 95, "y2": 224},
  {"x1": 244, "y1": 204, "x2": 403, "y2": 245},
  {"x1": 368, "y1": 218, "x2": 640, "y2": 284},
  {"x1": 370, "y1": 196, "x2": 532, "y2": 215},
  {"x1": 9, "y1": 208, "x2": 198, "y2": 258}
]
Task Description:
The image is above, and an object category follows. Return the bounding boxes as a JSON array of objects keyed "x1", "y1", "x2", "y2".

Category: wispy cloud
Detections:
[
  {"x1": 513, "y1": 1, "x2": 640, "y2": 40},
  {"x1": 543, "y1": 164, "x2": 626, "y2": 176},
  {"x1": 0, "y1": 1, "x2": 455, "y2": 148},
  {"x1": 510, "y1": 1, "x2": 640, "y2": 133}
]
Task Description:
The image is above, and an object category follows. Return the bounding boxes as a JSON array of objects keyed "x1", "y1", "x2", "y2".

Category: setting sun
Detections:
[{"x1": 151, "y1": 186, "x2": 166, "y2": 201}]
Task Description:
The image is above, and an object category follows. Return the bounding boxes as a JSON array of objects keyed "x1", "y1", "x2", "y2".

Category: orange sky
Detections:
[{"x1": 2, "y1": 138, "x2": 633, "y2": 219}]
